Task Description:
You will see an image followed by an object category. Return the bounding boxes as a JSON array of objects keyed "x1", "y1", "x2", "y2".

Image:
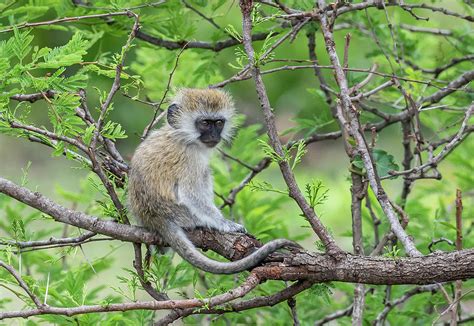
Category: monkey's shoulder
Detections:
[
  {"x1": 130, "y1": 132, "x2": 201, "y2": 200},
  {"x1": 132, "y1": 130, "x2": 188, "y2": 167}
]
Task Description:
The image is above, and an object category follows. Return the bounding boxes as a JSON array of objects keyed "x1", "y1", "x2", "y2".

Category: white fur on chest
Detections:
[{"x1": 177, "y1": 144, "x2": 214, "y2": 205}]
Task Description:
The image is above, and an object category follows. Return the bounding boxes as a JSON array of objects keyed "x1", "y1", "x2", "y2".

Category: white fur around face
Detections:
[{"x1": 172, "y1": 107, "x2": 235, "y2": 146}]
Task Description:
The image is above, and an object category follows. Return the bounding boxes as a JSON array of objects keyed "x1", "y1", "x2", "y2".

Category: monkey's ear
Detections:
[{"x1": 167, "y1": 103, "x2": 181, "y2": 128}]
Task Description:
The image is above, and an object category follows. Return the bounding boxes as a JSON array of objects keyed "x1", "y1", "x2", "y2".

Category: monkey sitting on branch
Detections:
[{"x1": 129, "y1": 88, "x2": 297, "y2": 274}]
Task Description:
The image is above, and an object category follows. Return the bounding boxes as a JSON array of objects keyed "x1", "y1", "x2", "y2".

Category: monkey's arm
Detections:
[{"x1": 178, "y1": 190, "x2": 246, "y2": 233}]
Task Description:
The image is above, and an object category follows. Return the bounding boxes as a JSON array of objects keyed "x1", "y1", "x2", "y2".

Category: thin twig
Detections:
[
  {"x1": 0, "y1": 11, "x2": 133, "y2": 33},
  {"x1": 135, "y1": 29, "x2": 274, "y2": 52},
  {"x1": 182, "y1": 0, "x2": 229, "y2": 35},
  {"x1": 8, "y1": 120, "x2": 88, "y2": 153},
  {"x1": 154, "y1": 273, "x2": 261, "y2": 325},
  {"x1": 407, "y1": 54, "x2": 474, "y2": 77},
  {"x1": 240, "y1": 0, "x2": 342, "y2": 256},
  {"x1": 172, "y1": 280, "x2": 313, "y2": 317},
  {"x1": 374, "y1": 285, "x2": 438, "y2": 325},
  {"x1": 220, "y1": 158, "x2": 271, "y2": 208},
  {"x1": 349, "y1": 64, "x2": 379, "y2": 95},
  {"x1": 132, "y1": 243, "x2": 169, "y2": 301},
  {"x1": 141, "y1": 45, "x2": 187, "y2": 139},
  {"x1": 388, "y1": 104, "x2": 474, "y2": 178},
  {"x1": 218, "y1": 149, "x2": 258, "y2": 171},
  {"x1": 318, "y1": 0, "x2": 421, "y2": 257},
  {"x1": 314, "y1": 288, "x2": 374, "y2": 326},
  {"x1": 287, "y1": 296, "x2": 300, "y2": 326},
  {"x1": 10, "y1": 90, "x2": 56, "y2": 103},
  {"x1": 453, "y1": 189, "x2": 464, "y2": 326},
  {"x1": 92, "y1": 12, "x2": 139, "y2": 149},
  {"x1": 399, "y1": 24, "x2": 452, "y2": 36},
  {"x1": 307, "y1": 32, "x2": 333, "y2": 105},
  {"x1": 212, "y1": 63, "x2": 465, "y2": 91},
  {"x1": 0, "y1": 261, "x2": 43, "y2": 309},
  {"x1": 422, "y1": 70, "x2": 474, "y2": 106},
  {"x1": 0, "y1": 231, "x2": 96, "y2": 249}
]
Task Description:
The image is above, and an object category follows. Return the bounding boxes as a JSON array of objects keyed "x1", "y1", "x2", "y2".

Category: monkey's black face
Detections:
[{"x1": 196, "y1": 118, "x2": 225, "y2": 147}]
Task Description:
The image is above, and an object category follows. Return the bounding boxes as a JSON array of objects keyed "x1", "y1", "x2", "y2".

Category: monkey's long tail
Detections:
[{"x1": 162, "y1": 221, "x2": 299, "y2": 275}]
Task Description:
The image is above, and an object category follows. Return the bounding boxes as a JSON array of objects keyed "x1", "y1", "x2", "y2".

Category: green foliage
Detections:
[
  {"x1": 352, "y1": 149, "x2": 400, "y2": 178},
  {"x1": 0, "y1": 1, "x2": 473, "y2": 325},
  {"x1": 258, "y1": 138, "x2": 307, "y2": 170},
  {"x1": 213, "y1": 118, "x2": 296, "y2": 241},
  {"x1": 144, "y1": 253, "x2": 194, "y2": 293},
  {"x1": 383, "y1": 245, "x2": 401, "y2": 259},
  {"x1": 305, "y1": 179, "x2": 328, "y2": 209},
  {"x1": 281, "y1": 111, "x2": 334, "y2": 138}
]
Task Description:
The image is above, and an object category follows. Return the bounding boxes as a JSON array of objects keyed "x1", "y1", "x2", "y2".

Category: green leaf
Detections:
[
  {"x1": 437, "y1": 221, "x2": 457, "y2": 231},
  {"x1": 11, "y1": 28, "x2": 33, "y2": 62},
  {"x1": 372, "y1": 149, "x2": 400, "y2": 176},
  {"x1": 248, "y1": 180, "x2": 287, "y2": 195},
  {"x1": 37, "y1": 33, "x2": 89, "y2": 69},
  {"x1": 353, "y1": 149, "x2": 399, "y2": 177},
  {"x1": 290, "y1": 140, "x2": 307, "y2": 170},
  {"x1": 83, "y1": 125, "x2": 95, "y2": 146},
  {"x1": 101, "y1": 121, "x2": 127, "y2": 140},
  {"x1": 305, "y1": 180, "x2": 329, "y2": 209}
]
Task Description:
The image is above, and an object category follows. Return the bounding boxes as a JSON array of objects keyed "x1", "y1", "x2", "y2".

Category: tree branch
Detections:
[
  {"x1": 374, "y1": 285, "x2": 438, "y2": 326},
  {"x1": 9, "y1": 90, "x2": 56, "y2": 103},
  {"x1": 422, "y1": 70, "x2": 474, "y2": 106},
  {"x1": 0, "y1": 11, "x2": 134, "y2": 33},
  {"x1": 1, "y1": 177, "x2": 473, "y2": 285},
  {"x1": 0, "y1": 273, "x2": 261, "y2": 321},
  {"x1": 136, "y1": 30, "x2": 273, "y2": 52},
  {"x1": 0, "y1": 261, "x2": 44, "y2": 309},
  {"x1": 239, "y1": 0, "x2": 342, "y2": 256},
  {"x1": 317, "y1": 0, "x2": 421, "y2": 257}
]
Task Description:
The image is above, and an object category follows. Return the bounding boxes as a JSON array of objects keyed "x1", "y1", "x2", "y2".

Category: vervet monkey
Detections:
[{"x1": 129, "y1": 88, "x2": 297, "y2": 274}]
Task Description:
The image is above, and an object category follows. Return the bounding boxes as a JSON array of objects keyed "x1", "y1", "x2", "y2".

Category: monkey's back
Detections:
[{"x1": 128, "y1": 126, "x2": 210, "y2": 231}]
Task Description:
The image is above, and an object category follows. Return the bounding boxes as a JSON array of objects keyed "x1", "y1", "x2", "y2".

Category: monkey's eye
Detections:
[
  {"x1": 201, "y1": 120, "x2": 209, "y2": 127},
  {"x1": 215, "y1": 120, "x2": 224, "y2": 128}
]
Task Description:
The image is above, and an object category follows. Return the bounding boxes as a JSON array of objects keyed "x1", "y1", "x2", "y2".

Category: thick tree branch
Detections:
[
  {"x1": 136, "y1": 30, "x2": 272, "y2": 52},
  {"x1": 10, "y1": 90, "x2": 56, "y2": 103},
  {"x1": 1, "y1": 177, "x2": 473, "y2": 285},
  {"x1": 0, "y1": 177, "x2": 159, "y2": 244}
]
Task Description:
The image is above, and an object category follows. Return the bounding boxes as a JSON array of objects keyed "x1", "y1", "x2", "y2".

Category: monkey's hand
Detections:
[
  {"x1": 223, "y1": 220, "x2": 247, "y2": 234},
  {"x1": 232, "y1": 222, "x2": 248, "y2": 234}
]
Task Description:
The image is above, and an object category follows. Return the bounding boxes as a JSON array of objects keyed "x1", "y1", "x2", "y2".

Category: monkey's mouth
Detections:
[{"x1": 201, "y1": 140, "x2": 220, "y2": 148}]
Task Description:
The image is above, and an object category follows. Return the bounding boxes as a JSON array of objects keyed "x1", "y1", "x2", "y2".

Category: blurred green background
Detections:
[
  {"x1": 0, "y1": 0, "x2": 470, "y2": 242},
  {"x1": 0, "y1": 1, "x2": 472, "y2": 318}
]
